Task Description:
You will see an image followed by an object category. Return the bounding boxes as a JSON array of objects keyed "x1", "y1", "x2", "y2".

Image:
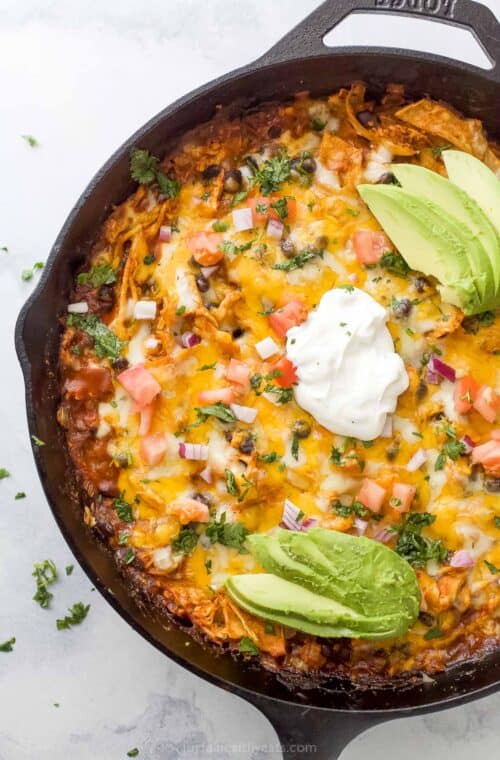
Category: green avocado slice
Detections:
[
  {"x1": 391, "y1": 163, "x2": 498, "y2": 307},
  {"x1": 357, "y1": 184, "x2": 483, "y2": 314},
  {"x1": 226, "y1": 574, "x2": 406, "y2": 640},
  {"x1": 443, "y1": 150, "x2": 500, "y2": 236}
]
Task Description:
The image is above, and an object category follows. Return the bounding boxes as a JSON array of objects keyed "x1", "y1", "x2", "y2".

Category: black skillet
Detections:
[{"x1": 15, "y1": 1, "x2": 500, "y2": 757}]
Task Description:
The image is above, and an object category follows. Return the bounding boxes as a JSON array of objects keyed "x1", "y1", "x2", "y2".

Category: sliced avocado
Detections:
[
  {"x1": 443, "y1": 150, "x2": 500, "y2": 234},
  {"x1": 391, "y1": 163, "x2": 498, "y2": 307},
  {"x1": 357, "y1": 183, "x2": 483, "y2": 314},
  {"x1": 226, "y1": 574, "x2": 404, "y2": 640}
]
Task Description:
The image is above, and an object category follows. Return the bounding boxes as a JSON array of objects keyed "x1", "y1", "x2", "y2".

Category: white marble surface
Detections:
[{"x1": 1, "y1": 1, "x2": 499, "y2": 758}]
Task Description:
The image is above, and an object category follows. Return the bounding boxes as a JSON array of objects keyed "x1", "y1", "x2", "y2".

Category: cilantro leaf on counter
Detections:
[
  {"x1": 65, "y1": 565, "x2": 74, "y2": 576},
  {"x1": 32, "y1": 560, "x2": 58, "y2": 608},
  {"x1": 56, "y1": 602, "x2": 90, "y2": 630},
  {"x1": 130, "y1": 148, "x2": 180, "y2": 199},
  {"x1": 77, "y1": 263, "x2": 116, "y2": 287},
  {"x1": 67, "y1": 313, "x2": 126, "y2": 361},
  {"x1": 0, "y1": 468, "x2": 10, "y2": 480},
  {"x1": 21, "y1": 261, "x2": 44, "y2": 281},
  {"x1": 127, "y1": 751, "x2": 140, "y2": 758},
  {"x1": 22, "y1": 134, "x2": 39, "y2": 147},
  {"x1": 15, "y1": 492, "x2": 26, "y2": 500},
  {"x1": 0, "y1": 637, "x2": 15, "y2": 652}
]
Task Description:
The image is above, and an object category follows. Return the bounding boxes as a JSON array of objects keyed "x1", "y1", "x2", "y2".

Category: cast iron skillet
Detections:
[{"x1": 15, "y1": 1, "x2": 500, "y2": 757}]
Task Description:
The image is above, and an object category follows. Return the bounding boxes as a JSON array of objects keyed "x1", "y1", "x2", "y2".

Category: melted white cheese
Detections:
[{"x1": 286, "y1": 287, "x2": 409, "y2": 440}]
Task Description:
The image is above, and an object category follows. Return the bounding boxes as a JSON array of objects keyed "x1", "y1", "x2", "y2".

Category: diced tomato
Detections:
[
  {"x1": 268, "y1": 299, "x2": 308, "y2": 339},
  {"x1": 117, "y1": 365, "x2": 161, "y2": 407},
  {"x1": 226, "y1": 359, "x2": 250, "y2": 386},
  {"x1": 140, "y1": 432, "x2": 167, "y2": 466},
  {"x1": 169, "y1": 497, "x2": 210, "y2": 524},
  {"x1": 453, "y1": 375, "x2": 479, "y2": 414},
  {"x1": 249, "y1": 196, "x2": 297, "y2": 227},
  {"x1": 270, "y1": 357, "x2": 298, "y2": 387},
  {"x1": 390, "y1": 483, "x2": 416, "y2": 513},
  {"x1": 352, "y1": 230, "x2": 392, "y2": 265},
  {"x1": 357, "y1": 478, "x2": 386, "y2": 513},
  {"x1": 185, "y1": 231, "x2": 224, "y2": 266},
  {"x1": 473, "y1": 385, "x2": 499, "y2": 424},
  {"x1": 198, "y1": 388, "x2": 235, "y2": 404},
  {"x1": 64, "y1": 367, "x2": 113, "y2": 400},
  {"x1": 471, "y1": 439, "x2": 500, "y2": 475}
]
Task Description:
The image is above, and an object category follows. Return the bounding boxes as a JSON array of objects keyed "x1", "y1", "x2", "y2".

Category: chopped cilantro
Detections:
[
  {"x1": 424, "y1": 628, "x2": 444, "y2": 640},
  {"x1": 65, "y1": 565, "x2": 74, "y2": 576},
  {"x1": 77, "y1": 263, "x2": 116, "y2": 287},
  {"x1": 197, "y1": 362, "x2": 216, "y2": 371},
  {"x1": 264, "y1": 622, "x2": 275, "y2": 635},
  {"x1": 130, "y1": 148, "x2": 180, "y2": 199},
  {"x1": 0, "y1": 468, "x2": 10, "y2": 480},
  {"x1": 173, "y1": 527, "x2": 198, "y2": 555},
  {"x1": 205, "y1": 512, "x2": 249, "y2": 552},
  {"x1": 143, "y1": 253, "x2": 156, "y2": 265},
  {"x1": 0, "y1": 637, "x2": 15, "y2": 652},
  {"x1": 31, "y1": 435, "x2": 45, "y2": 447},
  {"x1": 175, "y1": 305, "x2": 186, "y2": 316},
  {"x1": 257, "y1": 451, "x2": 280, "y2": 463},
  {"x1": 238, "y1": 636, "x2": 260, "y2": 655},
  {"x1": 250, "y1": 152, "x2": 291, "y2": 195},
  {"x1": 379, "y1": 251, "x2": 409, "y2": 277},
  {"x1": 15, "y1": 492, "x2": 26, "y2": 500},
  {"x1": 56, "y1": 602, "x2": 90, "y2": 630},
  {"x1": 494, "y1": 516, "x2": 500, "y2": 529},
  {"x1": 197, "y1": 402, "x2": 236, "y2": 424},
  {"x1": 434, "y1": 451, "x2": 446, "y2": 471},
  {"x1": 67, "y1": 314, "x2": 126, "y2": 361},
  {"x1": 212, "y1": 220, "x2": 229, "y2": 232},
  {"x1": 291, "y1": 431, "x2": 300, "y2": 460},
  {"x1": 345, "y1": 208, "x2": 360, "y2": 217},
  {"x1": 124, "y1": 548, "x2": 135, "y2": 565},
  {"x1": 272, "y1": 247, "x2": 323, "y2": 272},
  {"x1": 204, "y1": 559, "x2": 212, "y2": 575},
  {"x1": 231, "y1": 190, "x2": 248, "y2": 206},
  {"x1": 32, "y1": 560, "x2": 58, "y2": 608},
  {"x1": 431, "y1": 144, "x2": 452, "y2": 159},
  {"x1": 484, "y1": 560, "x2": 500, "y2": 574},
  {"x1": 127, "y1": 750, "x2": 140, "y2": 758},
  {"x1": 22, "y1": 262, "x2": 44, "y2": 281},
  {"x1": 218, "y1": 239, "x2": 253, "y2": 256},
  {"x1": 225, "y1": 468, "x2": 240, "y2": 497},
  {"x1": 270, "y1": 197, "x2": 290, "y2": 221},
  {"x1": 113, "y1": 492, "x2": 134, "y2": 523},
  {"x1": 262, "y1": 383, "x2": 293, "y2": 404},
  {"x1": 391, "y1": 512, "x2": 447, "y2": 568},
  {"x1": 310, "y1": 117, "x2": 326, "y2": 132}
]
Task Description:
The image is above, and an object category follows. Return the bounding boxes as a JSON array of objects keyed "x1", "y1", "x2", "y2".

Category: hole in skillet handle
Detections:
[{"x1": 258, "y1": 0, "x2": 500, "y2": 80}]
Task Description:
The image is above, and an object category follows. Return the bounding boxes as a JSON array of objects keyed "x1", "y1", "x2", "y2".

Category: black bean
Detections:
[
  {"x1": 356, "y1": 110, "x2": 379, "y2": 128},
  {"x1": 314, "y1": 235, "x2": 328, "y2": 251},
  {"x1": 414, "y1": 276, "x2": 429, "y2": 293},
  {"x1": 223, "y1": 168, "x2": 243, "y2": 194},
  {"x1": 113, "y1": 452, "x2": 130, "y2": 469},
  {"x1": 112, "y1": 357, "x2": 129, "y2": 373},
  {"x1": 202, "y1": 164, "x2": 221, "y2": 181},
  {"x1": 301, "y1": 157, "x2": 317, "y2": 174},
  {"x1": 418, "y1": 611, "x2": 435, "y2": 627},
  {"x1": 232, "y1": 327, "x2": 244, "y2": 339},
  {"x1": 239, "y1": 437, "x2": 255, "y2": 455},
  {"x1": 280, "y1": 239, "x2": 296, "y2": 258},
  {"x1": 195, "y1": 275, "x2": 209, "y2": 293},
  {"x1": 416, "y1": 380, "x2": 428, "y2": 401},
  {"x1": 386, "y1": 440, "x2": 400, "y2": 461},
  {"x1": 268, "y1": 125, "x2": 282, "y2": 139},
  {"x1": 192, "y1": 492, "x2": 212, "y2": 506},
  {"x1": 98, "y1": 284, "x2": 115, "y2": 313},
  {"x1": 392, "y1": 297, "x2": 413, "y2": 319},
  {"x1": 377, "y1": 172, "x2": 398, "y2": 185},
  {"x1": 293, "y1": 420, "x2": 311, "y2": 439},
  {"x1": 485, "y1": 478, "x2": 500, "y2": 493}
]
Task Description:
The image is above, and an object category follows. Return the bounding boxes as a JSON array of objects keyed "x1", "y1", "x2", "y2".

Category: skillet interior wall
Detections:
[{"x1": 19, "y1": 49, "x2": 500, "y2": 710}]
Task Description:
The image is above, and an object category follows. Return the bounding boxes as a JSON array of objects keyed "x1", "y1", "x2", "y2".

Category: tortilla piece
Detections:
[
  {"x1": 396, "y1": 99, "x2": 499, "y2": 171},
  {"x1": 319, "y1": 132, "x2": 363, "y2": 187}
]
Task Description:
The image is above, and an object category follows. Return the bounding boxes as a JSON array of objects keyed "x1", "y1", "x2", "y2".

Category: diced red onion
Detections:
[
  {"x1": 380, "y1": 415, "x2": 393, "y2": 438},
  {"x1": 180, "y1": 331, "x2": 201, "y2": 348},
  {"x1": 159, "y1": 225, "x2": 172, "y2": 243},
  {"x1": 354, "y1": 517, "x2": 368, "y2": 535},
  {"x1": 281, "y1": 499, "x2": 307, "y2": 531},
  {"x1": 428, "y1": 354, "x2": 456, "y2": 383},
  {"x1": 178, "y1": 442, "x2": 208, "y2": 461},
  {"x1": 199, "y1": 465, "x2": 212, "y2": 483},
  {"x1": 133, "y1": 300, "x2": 157, "y2": 320},
  {"x1": 229, "y1": 403, "x2": 257, "y2": 424},
  {"x1": 374, "y1": 527, "x2": 392, "y2": 544},
  {"x1": 302, "y1": 517, "x2": 318, "y2": 531},
  {"x1": 425, "y1": 367, "x2": 441, "y2": 385},
  {"x1": 200, "y1": 265, "x2": 219, "y2": 278},
  {"x1": 255, "y1": 336, "x2": 280, "y2": 359},
  {"x1": 450, "y1": 550, "x2": 474, "y2": 568},
  {"x1": 67, "y1": 301, "x2": 89, "y2": 314},
  {"x1": 348, "y1": 273, "x2": 358, "y2": 283},
  {"x1": 406, "y1": 448, "x2": 427, "y2": 472},
  {"x1": 267, "y1": 219, "x2": 284, "y2": 240},
  {"x1": 460, "y1": 435, "x2": 475, "y2": 454},
  {"x1": 232, "y1": 207, "x2": 253, "y2": 232}
]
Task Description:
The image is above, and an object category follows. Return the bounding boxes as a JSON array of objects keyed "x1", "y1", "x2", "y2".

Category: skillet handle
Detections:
[
  {"x1": 259, "y1": 0, "x2": 500, "y2": 75},
  {"x1": 247, "y1": 692, "x2": 387, "y2": 760}
]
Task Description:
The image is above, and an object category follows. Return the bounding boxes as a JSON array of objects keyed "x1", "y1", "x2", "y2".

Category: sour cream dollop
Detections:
[{"x1": 286, "y1": 287, "x2": 408, "y2": 440}]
